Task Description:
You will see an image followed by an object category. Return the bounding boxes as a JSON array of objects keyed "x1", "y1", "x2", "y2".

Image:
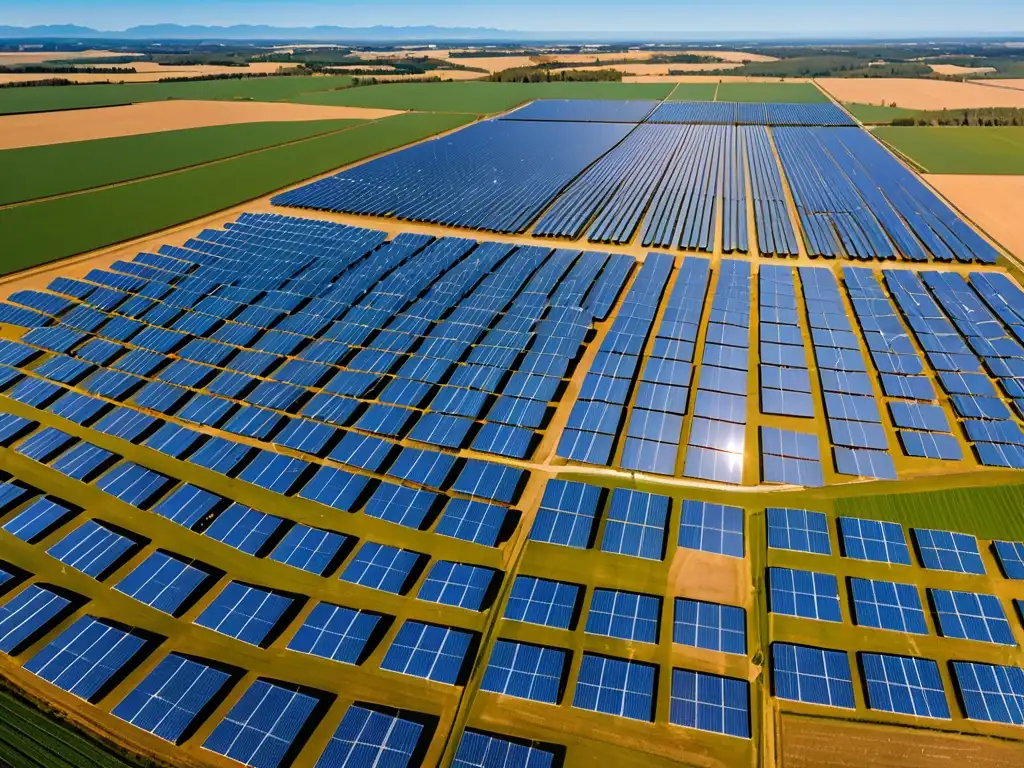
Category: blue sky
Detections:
[{"x1": 3, "y1": 0, "x2": 1023, "y2": 36}]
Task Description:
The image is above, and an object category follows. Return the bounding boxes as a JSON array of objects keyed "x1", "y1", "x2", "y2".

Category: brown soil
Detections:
[
  {"x1": 817, "y1": 77, "x2": 1024, "y2": 108},
  {"x1": 925, "y1": 174, "x2": 1024, "y2": 261},
  {"x1": 780, "y1": 714, "x2": 1024, "y2": 768},
  {"x1": 929, "y1": 63, "x2": 997, "y2": 76},
  {"x1": 0, "y1": 100, "x2": 401, "y2": 150}
]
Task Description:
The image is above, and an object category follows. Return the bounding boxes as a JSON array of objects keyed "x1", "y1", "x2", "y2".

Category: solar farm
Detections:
[{"x1": 1, "y1": 88, "x2": 1024, "y2": 768}]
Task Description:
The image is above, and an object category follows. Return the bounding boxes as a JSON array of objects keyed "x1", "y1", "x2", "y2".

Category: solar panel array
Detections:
[
  {"x1": 267, "y1": 100, "x2": 996, "y2": 263},
  {"x1": 0, "y1": 93, "x2": 1023, "y2": 766}
]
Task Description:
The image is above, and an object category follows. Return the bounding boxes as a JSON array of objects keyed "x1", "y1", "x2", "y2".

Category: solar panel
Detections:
[
  {"x1": 768, "y1": 568, "x2": 842, "y2": 623},
  {"x1": 838, "y1": 517, "x2": 911, "y2": 565},
  {"x1": 994, "y1": 540, "x2": 1024, "y2": 580},
  {"x1": 573, "y1": 653, "x2": 656, "y2": 722},
  {"x1": 94, "y1": 462, "x2": 173, "y2": 508},
  {"x1": 113, "y1": 654, "x2": 232, "y2": 743},
  {"x1": 481, "y1": 640, "x2": 568, "y2": 704},
  {"x1": 952, "y1": 661, "x2": 1024, "y2": 726},
  {"x1": 298, "y1": 466, "x2": 370, "y2": 513},
  {"x1": 151, "y1": 484, "x2": 222, "y2": 529},
  {"x1": 861, "y1": 654, "x2": 950, "y2": 719},
  {"x1": 46, "y1": 520, "x2": 137, "y2": 579},
  {"x1": 202, "y1": 680, "x2": 319, "y2": 768},
  {"x1": 25, "y1": 616, "x2": 148, "y2": 702},
  {"x1": 194, "y1": 582, "x2": 294, "y2": 647},
  {"x1": 529, "y1": 479, "x2": 604, "y2": 549},
  {"x1": 673, "y1": 598, "x2": 746, "y2": 655},
  {"x1": 452, "y1": 460, "x2": 524, "y2": 505},
  {"x1": 287, "y1": 602, "x2": 382, "y2": 665},
  {"x1": 849, "y1": 578, "x2": 927, "y2": 634},
  {"x1": 314, "y1": 704, "x2": 427, "y2": 768},
  {"x1": 670, "y1": 669, "x2": 750, "y2": 738},
  {"x1": 0, "y1": 585, "x2": 72, "y2": 653},
  {"x1": 678, "y1": 501, "x2": 744, "y2": 557},
  {"x1": 340, "y1": 542, "x2": 423, "y2": 595},
  {"x1": 766, "y1": 507, "x2": 831, "y2": 555},
  {"x1": 3, "y1": 497, "x2": 76, "y2": 542},
  {"x1": 930, "y1": 589, "x2": 1014, "y2": 645},
  {"x1": 434, "y1": 498, "x2": 508, "y2": 547},
  {"x1": 203, "y1": 503, "x2": 283, "y2": 556},
  {"x1": 504, "y1": 576, "x2": 580, "y2": 630},
  {"x1": 269, "y1": 524, "x2": 348, "y2": 575},
  {"x1": 364, "y1": 483, "x2": 440, "y2": 530},
  {"x1": 585, "y1": 589, "x2": 660, "y2": 643},
  {"x1": 417, "y1": 561, "x2": 496, "y2": 611},
  {"x1": 380, "y1": 621, "x2": 474, "y2": 685},
  {"x1": 453, "y1": 730, "x2": 555, "y2": 768},
  {"x1": 913, "y1": 528, "x2": 985, "y2": 575},
  {"x1": 771, "y1": 643, "x2": 854, "y2": 709},
  {"x1": 114, "y1": 551, "x2": 210, "y2": 615}
]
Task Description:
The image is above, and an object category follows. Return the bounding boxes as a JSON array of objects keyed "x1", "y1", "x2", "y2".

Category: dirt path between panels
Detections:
[{"x1": 0, "y1": 100, "x2": 403, "y2": 149}]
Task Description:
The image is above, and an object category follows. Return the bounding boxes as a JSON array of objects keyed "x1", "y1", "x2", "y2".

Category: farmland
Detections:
[
  {"x1": 873, "y1": 126, "x2": 1024, "y2": 174},
  {"x1": 1, "y1": 43, "x2": 1024, "y2": 768}
]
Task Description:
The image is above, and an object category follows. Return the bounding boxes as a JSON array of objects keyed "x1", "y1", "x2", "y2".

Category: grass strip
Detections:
[
  {"x1": 0, "y1": 75, "x2": 354, "y2": 116},
  {"x1": 873, "y1": 126, "x2": 1024, "y2": 174},
  {"x1": 843, "y1": 102, "x2": 923, "y2": 125},
  {"x1": 714, "y1": 82, "x2": 830, "y2": 103},
  {"x1": 0, "y1": 119, "x2": 363, "y2": 206},
  {"x1": 292, "y1": 80, "x2": 675, "y2": 114},
  {"x1": 0, "y1": 111, "x2": 472, "y2": 275}
]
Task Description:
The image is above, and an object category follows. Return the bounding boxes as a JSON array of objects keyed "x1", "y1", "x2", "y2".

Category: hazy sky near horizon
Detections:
[{"x1": 3, "y1": 0, "x2": 1023, "y2": 36}]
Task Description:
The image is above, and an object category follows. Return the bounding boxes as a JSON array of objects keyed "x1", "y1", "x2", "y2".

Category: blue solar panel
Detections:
[
  {"x1": 387, "y1": 447, "x2": 456, "y2": 488},
  {"x1": 340, "y1": 542, "x2": 422, "y2": 595},
  {"x1": 451, "y1": 460, "x2": 524, "y2": 505},
  {"x1": 771, "y1": 643, "x2": 854, "y2": 709},
  {"x1": 600, "y1": 489, "x2": 670, "y2": 561},
  {"x1": 573, "y1": 653, "x2": 656, "y2": 722},
  {"x1": 952, "y1": 661, "x2": 1024, "y2": 725},
  {"x1": 3, "y1": 497, "x2": 76, "y2": 542},
  {"x1": 913, "y1": 528, "x2": 985, "y2": 575},
  {"x1": 768, "y1": 568, "x2": 842, "y2": 623},
  {"x1": 930, "y1": 589, "x2": 1014, "y2": 645},
  {"x1": 287, "y1": 602, "x2": 381, "y2": 665},
  {"x1": 862, "y1": 654, "x2": 950, "y2": 719},
  {"x1": 151, "y1": 484, "x2": 222, "y2": 529},
  {"x1": 194, "y1": 582, "x2": 294, "y2": 647},
  {"x1": 46, "y1": 520, "x2": 136, "y2": 579},
  {"x1": 203, "y1": 503, "x2": 283, "y2": 555},
  {"x1": 529, "y1": 479, "x2": 604, "y2": 549},
  {"x1": 849, "y1": 578, "x2": 927, "y2": 635},
  {"x1": 115, "y1": 551, "x2": 209, "y2": 615},
  {"x1": 434, "y1": 498, "x2": 508, "y2": 547},
  {"x1": 678, "y1": 501, "x2": 744, "y2": 557},
  {"x1": 269, "y1": 525, "x2": 348, "y2": 575},
  {"x1": 298, "y1": 466, "x2": 370, "y2": 513},
  {"x1": 481, "y1": 640, "x2": 567, "y2": 704},
  {"x1": 364, "y1": 483, "x2": 440, "y2": 530},
  {"x1": 838, "y1": 517, "x2": 911, "y2": 565},
  {"x1": 504, "y1": 576, "x2": 580, "y2": 630},
  {"x1": 380, "y1": 621, "x2": 474, "y2": 685},
  {"x1": 314, "y1": 704, "x2": 427, "y2": 768},
  {"x1": 113, "y1": 654, "x2": 232, "y2": 743},
  {"x1": 766, "y1": 507, "x2": 831, "y2": 555},
  {"x1": 0, "y1": 585, "x2": 72, "y2": 653},
  {"x1": 203, "y1": 680, "x2": 319, "y2": 768},
  {"x1": 417, "y1": 561, "x2": 496, "y2": 611},
  {"x1": 94, "y1": 462, "x2": 173, "y2": 508},
  {"x1": 673, "y1": 598, "x2": 746, "y2": 655},
  {"x1": 453, "y1": 731, "x2": 555, "y2": 768},
  {"x1": 585, "y1": 589, "x2": 660, "y2": 643},
  {"x1": 670, "y1": 669, "x2": 750, "y2": 738},
  {"x1": 994, "y1": 540, "x2": 1024, "y2": 580},
  {"x1": 25, "y1": 616, "x2": 147, "y2": 702}
]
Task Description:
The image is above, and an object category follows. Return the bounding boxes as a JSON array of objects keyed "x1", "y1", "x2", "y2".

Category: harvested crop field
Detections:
[
  {"x1": 928, "y1": 63, "x2": 996, "y2": 76},
  {"x1": 818, "y1": 77, "x2": 1024, "y2": 109},
  {"x1": 0, "y1": 61, "x2": 301, "y2": 85},
  {"x1": 0, "y1": 100, "x2": 399, "y2": 150},
  {"x1": 0, "y1": 49, "x2": 141, "y2": 65},
  {"x1": 926, "y1": 174, "x2": 1024, "y2": 260},
  {"x1": 779, "y1": 714, "x2": 1024, "y2": 768},
  {"x1": 571, "y1": 62, "x2": 743, "y2": 75}
]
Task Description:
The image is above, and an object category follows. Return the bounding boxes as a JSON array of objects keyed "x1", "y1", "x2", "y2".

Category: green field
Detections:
[
  {"x1": 0, "y1": 120, "x2": 363, "y2": 206},
  {"x1": 0, "y1": 75, "x2": 354, "y2": 116},
  {"x1": 0, "y1": 111, "x2": 471, "y2": 274},
  {"x1": 834, "y1": 482, "x2": 1024, "y2": 539},
  {"x1": 0, "y1": 684, "x2": 143, "y2": 768},
  {"x1": 873, "y1": 126, "x2": 1024, "y2": 174},
  {"x1": 291, "y1": 80, "x2": 675, "y2": 114},
  {"x1": 715, "y1": 82, "x2": 829, "y2": 103},
  {"x1": 843, "y1": 102, "x2": 922, "y2": 125},
  {"x1": 666, "y1": 82, "x2": 718, "y2": 101}
]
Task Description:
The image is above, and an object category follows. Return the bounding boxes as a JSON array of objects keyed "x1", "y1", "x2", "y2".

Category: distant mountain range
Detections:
[{"x1": 0, "y1": 24, "x2": 530, "y2": 41}]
